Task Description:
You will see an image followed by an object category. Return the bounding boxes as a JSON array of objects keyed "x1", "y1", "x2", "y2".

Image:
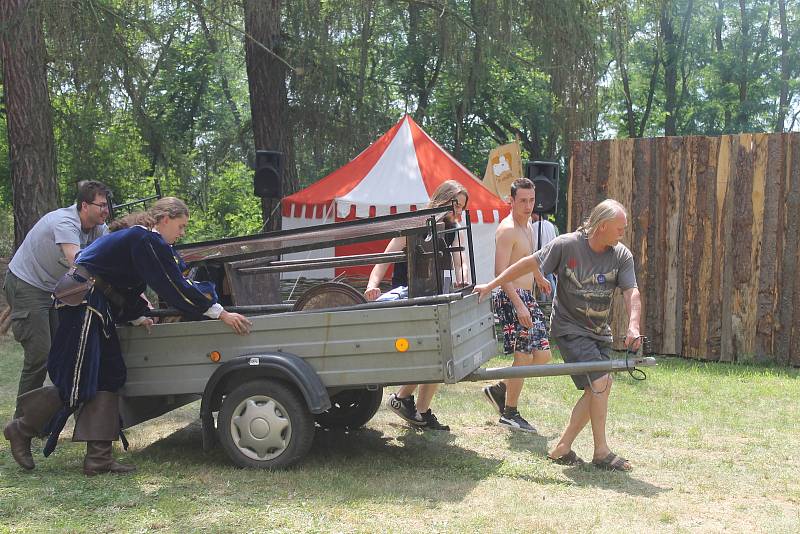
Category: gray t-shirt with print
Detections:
[
  {"x1": 532, "y1": 231, "x2": 637, "y2": 342},
  {"x1": 8, "y1": 205, "x2": 108, "y2": 292}
]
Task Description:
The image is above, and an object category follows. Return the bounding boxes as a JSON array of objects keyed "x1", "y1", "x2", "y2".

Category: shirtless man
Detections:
[{"x1": 482, "y1": 178, "x2": 552, "y2": 432}]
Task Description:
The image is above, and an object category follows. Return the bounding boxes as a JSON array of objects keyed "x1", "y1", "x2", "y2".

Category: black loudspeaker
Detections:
[
  {"x1": 526, "y1": 160, "x2": 559, "y2": 214},
  {"x1": 254, "y1": 150, "x2": 284, "y2": 198}
]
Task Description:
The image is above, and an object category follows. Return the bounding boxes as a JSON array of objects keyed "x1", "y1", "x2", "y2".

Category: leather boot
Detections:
[
  {"x1": 83, "y1": 441, "x2": 136, "y2": 476},
  {"x1": 73, "y1": 391, "x2": 135, "y2": 475},
  {"x1": 2, "y1": 386, "x2": 62, "y2": 470}
]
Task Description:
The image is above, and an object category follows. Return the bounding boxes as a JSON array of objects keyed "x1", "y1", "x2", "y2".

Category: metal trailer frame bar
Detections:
[
  {"x1": 463, "y1": 357, "x2": 657, "y2": 381},
  {"x1": 146, "y1": 303, "x2": 295, "y2": 317},
  {"x1": 464, "y1": 210, "x2": 477, "y2": 286},
  {"x1": 429, "y1": 215, "x2": 443, "y2": 295},
  {"x1": 176, "y1": 205, "x2": 455, "y2": 263},
  {"x1": 145, "y1": 292, "x2": 469, "y2": 318},
  {"x1": 237, "y1": 251, "x2": 407, "y2": 274}
]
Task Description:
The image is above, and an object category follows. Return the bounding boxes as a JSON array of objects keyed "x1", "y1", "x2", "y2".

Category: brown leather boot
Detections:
[
  {"x1": 2, "y1": 386, "x2": 62, "y2": 470},
  {"x1": 3, "y1": 420, "x2": 35, "y2": 470},
  {"x1": 73, "y1": 392, "x2": 135, "y2": 476},
  {"x1": 83, "y1": 441, "x2": 136, "y2": 476}
]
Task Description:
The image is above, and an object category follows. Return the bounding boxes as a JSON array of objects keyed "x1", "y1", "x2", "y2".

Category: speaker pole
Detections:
[{"x1": 536, "y1": 217, "x2": 542, "y2": 253}]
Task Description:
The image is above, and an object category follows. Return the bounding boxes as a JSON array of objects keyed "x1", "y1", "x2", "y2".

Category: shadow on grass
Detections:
[
  {"x1": 307, "y1": 424, "x2": 506, "y2": 501},
  {"x1": 559, "y1": 463, "x2": 670, "y2": 497},
  {"x1": 137, "y1": 419, "x2": 498, "y2": 472},
  {"x1": 134, "y1": 420, "x2": 507, "y2": 504},
  {"x1": 135, "y1": 418, "x2": 231, "y2": 469},
  {"x1": 504, "y1": 429, "x2": 553, "y2": 456}
]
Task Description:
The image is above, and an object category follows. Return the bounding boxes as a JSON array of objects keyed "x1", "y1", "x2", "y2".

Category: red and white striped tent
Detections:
[{"x1": 280, "y1": 115, "x2": 510, "y2": 283}]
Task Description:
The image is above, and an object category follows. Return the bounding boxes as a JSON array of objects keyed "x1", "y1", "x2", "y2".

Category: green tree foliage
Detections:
[
  {"x1": 1, "y1": 0, "x2": 799, "y2": 254},
  {"x1": 603, "y1": 0, "x2": 800, "y2": 137}
]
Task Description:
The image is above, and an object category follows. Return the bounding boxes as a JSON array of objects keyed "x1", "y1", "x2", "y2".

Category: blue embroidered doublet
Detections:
[{"x1": 43, "y1": 226, "x2": 219, "y2": 455}]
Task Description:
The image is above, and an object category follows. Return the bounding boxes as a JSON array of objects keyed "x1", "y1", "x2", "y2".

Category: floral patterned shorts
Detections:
[{"x1": 493, "y1": 288, "x2": 550, "y2": 355}]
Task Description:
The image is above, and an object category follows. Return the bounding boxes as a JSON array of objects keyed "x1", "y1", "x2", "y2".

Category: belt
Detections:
[
  {"x1": 71, "y1": 264, "x2": 126, "y2": 310},
  {"x1": 72, "y1": 264, "x2": 101, "y2": 289}
]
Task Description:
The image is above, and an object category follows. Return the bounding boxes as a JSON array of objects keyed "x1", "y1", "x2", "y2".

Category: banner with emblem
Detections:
[{"x1": 482, "y1": 141, "x2": 523, "y2": 202}]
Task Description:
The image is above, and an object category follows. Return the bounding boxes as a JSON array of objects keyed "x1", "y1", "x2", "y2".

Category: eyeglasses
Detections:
[{"x1": 89, "y1": 202, "x2": 109, "y2": 210}]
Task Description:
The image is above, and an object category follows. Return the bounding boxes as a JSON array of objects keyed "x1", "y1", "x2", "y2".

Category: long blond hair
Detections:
[
  {"x1": 149, "y1": 197, "x2": 189, "y2": 223},
  {"x1": 108, "y1": 197, "x2": 190, "y2": 232},
  {"x1": 577, "y1": 199, "x2": 627, "y2": 237},
  {"x1": 108, "y1": 211, "x2": 155, "y2": 232},
  {"x1": 428, "y1": 180, "x2": 468, "y2": 209}
]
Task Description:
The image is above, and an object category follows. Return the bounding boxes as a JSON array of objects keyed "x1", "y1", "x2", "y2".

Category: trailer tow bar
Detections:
[{"x1": 463, "y1": 356, "x2": 657, "y2": 382}]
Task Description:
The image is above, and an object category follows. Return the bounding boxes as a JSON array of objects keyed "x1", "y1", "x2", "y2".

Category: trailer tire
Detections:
[
  {"x1": 218, "y1": 379, "x2": 314, "y2": 469},
  {"x1": 315, "y1": 387, "x2": 383, "y2": 430}
]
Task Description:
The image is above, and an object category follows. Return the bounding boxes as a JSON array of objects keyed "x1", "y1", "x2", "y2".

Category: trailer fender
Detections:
[{"x1": 200, "y1": 351, "x2": 330, "y2": 450}]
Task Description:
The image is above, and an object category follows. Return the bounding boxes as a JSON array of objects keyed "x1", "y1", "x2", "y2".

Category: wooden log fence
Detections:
[{"x1": 569, "y1": 133, "x2": 800, "y2": 365}]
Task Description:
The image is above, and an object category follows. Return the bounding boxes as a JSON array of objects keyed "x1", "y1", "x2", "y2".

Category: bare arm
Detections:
[
  {"x1": 490, "y1": 255, "x2": 544, "y2": 295},
  {"x1": 451, "y1": 247, "x2": 471, "y2": 286},
  {"x1": 623, "y1": 287, "x2": 642, "y2": 350},
  {"x1": 474, "y1": 254, "x2": 547, "y2": 303},
  {"x1": 491, "y1": 228, "x2": 533, "y2": 327},
  {"x1": 365, "y1": 236, "x2": 406, "y2": 301},
  {"x1": 59, "y1": 243, "x2": 80, "y2": 266}
]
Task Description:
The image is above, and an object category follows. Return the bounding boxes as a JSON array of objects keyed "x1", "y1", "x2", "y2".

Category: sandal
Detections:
[
  {"x1": 548, "y1": 450, "x2": 584, "y2": 466},
  {"x1": 592, "y1": 452, "x2": 632, "y2": 471}
]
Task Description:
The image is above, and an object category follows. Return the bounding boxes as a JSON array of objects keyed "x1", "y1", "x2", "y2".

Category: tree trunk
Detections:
[
  {"x1": 661, "y1": 0, "x2": 694, "y2": 136},
  {"x1": 355, "y1": 0, "x2": 374, "y2": 111},
  {"x1": 637, "y1": 45, "x2": 661, "y2": 138},
  {"x1": 715, "y1": 0, "x2": 732, "y2": 131},
  {"x1": 194, "y1": 1, "x2": 244, "y2": 138},
  {"x1": 676, "y1": 0, "x2": 694, "y2": 132},
  {"x1": 735, "y1": 0, "x2": 751, "y2": 131},
  {"x1": 775, "y1": 0, "x2": 789, "y2": 132},
  {"x1": 407, "y1": 1, "x2": 422, "y2": 119},
  {"x1": 612, "y1": 5, "x2": 637, "y2": 138},
  {"x1": 455, "y1": 0, "x2": 484, "y2": 159},
  {"x1": 243, "y1": 0, "x2": 297, "y2": 232},
  {"x1": 0, "y1": 0, "x2": 59, "y2": 249},
  {"x1": 406, "y1": 2, "x2": 443, "y2": 123},
  {"x1": 661, "y1": 2, "x2": 678, "y2": 136}
]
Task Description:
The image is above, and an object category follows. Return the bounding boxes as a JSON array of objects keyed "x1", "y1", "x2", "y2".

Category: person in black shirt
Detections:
[{"x1": 364, "y1": 180, "x2": 469, "y2": 430}]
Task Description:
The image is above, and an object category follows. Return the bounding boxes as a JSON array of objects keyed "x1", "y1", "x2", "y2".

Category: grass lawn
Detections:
[{"x1": 1, "y1": 335, "x2": 799, "y2": 533}]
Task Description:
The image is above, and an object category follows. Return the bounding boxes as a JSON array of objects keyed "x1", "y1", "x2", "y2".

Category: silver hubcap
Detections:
[{"x1": 230, "y1": 395, "x2": 292, "y2": 461}]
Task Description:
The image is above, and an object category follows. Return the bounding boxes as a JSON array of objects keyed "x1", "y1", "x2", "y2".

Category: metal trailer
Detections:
[{"x1": 116, "y1": 207, "x2": 655, "y2": 469}]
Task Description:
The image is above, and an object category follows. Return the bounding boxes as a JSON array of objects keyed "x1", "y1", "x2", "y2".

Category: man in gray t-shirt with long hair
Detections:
[
  {"x1": 4, "y1": 181, "x2": 110, "y2": 416},
  {"x1": 474, "y1": 199, "x2": 642, "y2": 472}
]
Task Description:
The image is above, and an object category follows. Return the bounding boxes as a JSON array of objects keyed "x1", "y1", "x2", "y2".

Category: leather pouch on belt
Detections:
[{"x1": 53, "y1": 268, "x2": 94, "y2": 306}]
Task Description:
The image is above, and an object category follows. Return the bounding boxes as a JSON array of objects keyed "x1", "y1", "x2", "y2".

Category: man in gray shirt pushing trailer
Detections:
[
  {"x1": 474, "y1": 198, "x2": 642, "y2": 471},
  {"x1": 3, "y1": 181, "x2": 111, "y2": 416}
]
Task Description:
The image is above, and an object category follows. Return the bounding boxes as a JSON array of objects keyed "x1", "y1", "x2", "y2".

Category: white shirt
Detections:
[{"x1": 530, "y1": 219, "x2": 559, "y2": 252}]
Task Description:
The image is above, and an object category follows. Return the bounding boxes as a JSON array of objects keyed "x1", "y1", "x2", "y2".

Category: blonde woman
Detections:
[{"x1": 364, "y1": 180, "x2": 470, "y2": 430}]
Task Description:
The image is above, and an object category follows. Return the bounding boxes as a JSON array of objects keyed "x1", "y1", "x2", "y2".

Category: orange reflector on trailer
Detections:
[
  {"x1": 395, "y1": 338, "x2": 409, "y2": 352},
  {"x1": 208, "y1": 351, "x2": 221, "y2": 362}
]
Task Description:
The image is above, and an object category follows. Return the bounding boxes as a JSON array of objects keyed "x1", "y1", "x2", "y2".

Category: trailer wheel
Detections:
[
  {"x1": 315, "y1": 387, "x2": 383, "y2": 430},
  {"x1": 218, "y1": 379, "x2": 314, "y2": 469}
]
